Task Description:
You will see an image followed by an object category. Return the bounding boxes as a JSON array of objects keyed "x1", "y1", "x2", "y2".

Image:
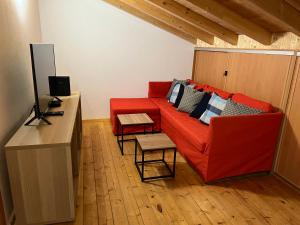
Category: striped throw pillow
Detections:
[
  {"x1": 166, "y1": 79, "x2": 187, "y2": 100},
  {"x1": 169, "y1": 83, "x2": 182, "y2": 104},
  {"x1": 200, "y1": 93, "x2": 227, "y2": 125}
]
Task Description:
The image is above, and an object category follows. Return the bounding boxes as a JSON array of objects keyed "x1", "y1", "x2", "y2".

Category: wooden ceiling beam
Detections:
[
  {"x1": 104, "y1": 0, "x2": 197, "y2": 43},
  {"x1": 146, "y1": 0, "x2": 238, "y2": 45},
  {"x1": 286, "y1": 0, "x2": 300, "y2": 11},
  {"x1": 113, "y1": 0, "x2": 214, "y2": 44},
  {"x1": 179, "y1": 0, "x2": 273, "y2": 45},
  {"x1": 237, "y1": 0, "x2": 300, "y2": 36}
]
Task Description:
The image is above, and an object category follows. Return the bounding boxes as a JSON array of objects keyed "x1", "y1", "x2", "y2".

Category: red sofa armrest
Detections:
[
  {"x1": 204, "y1": 112, "x2": 283, "y2": 181},
  {"x1": 148, "y1": 81, "x2": 172, "y2": 98}
]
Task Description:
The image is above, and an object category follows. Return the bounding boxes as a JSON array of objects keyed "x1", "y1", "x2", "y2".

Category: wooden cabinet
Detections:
[
  {"x1": 276, "y1": 57, "x2": 300, "y2": 187},
  {"x1": 226, "y1": 53, "x2": 293, "y2": 110},
  {"x1": 193, "y1": 51, "x2": 228, "y2": 90},
  {"x1": 192, "y1": 49, "x2": 295, "y2": 111},
  {"x1": 5, "y1": 92, "x2": 82, "y2": 225}
]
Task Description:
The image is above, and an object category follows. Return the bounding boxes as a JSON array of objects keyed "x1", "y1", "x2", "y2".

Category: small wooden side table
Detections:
[
  {"x1": 135, "y1": 133, "x2": 177, "y2": 181},
  {"x1": 117, "y1": 113, "x2": 154, "y2": 155}
]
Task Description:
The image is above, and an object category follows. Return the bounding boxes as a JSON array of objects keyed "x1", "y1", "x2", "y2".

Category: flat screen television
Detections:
[{"x1": 25, "y1": 44, "x2": 57, "y2": 125}]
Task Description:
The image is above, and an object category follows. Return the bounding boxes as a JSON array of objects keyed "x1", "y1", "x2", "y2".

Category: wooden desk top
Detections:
[
  {"x1": 117, "y1": 113, "x2": 154, "y2": 126},
  {"x1": 5, "y1": 92, "x2": 80, "y2": 150},
  {"x1": 136, "y1": 133, "x2": 176, "y2": 151}
]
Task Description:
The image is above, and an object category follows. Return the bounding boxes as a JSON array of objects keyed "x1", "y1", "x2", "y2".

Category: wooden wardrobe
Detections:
[
  {"x1": 192, "y1": 48, "x2": 296, "y2": 111},
  {"x1": 275, "y1": 52, "x2": 300, "y2": 187},
  {"x1": 193, "y1": 48, "x2": 300, "y2": 188}
]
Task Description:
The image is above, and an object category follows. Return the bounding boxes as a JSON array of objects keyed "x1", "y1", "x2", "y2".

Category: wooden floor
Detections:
[{"x1": 58, "y1": 120, "x2": 300, "y2": 225}]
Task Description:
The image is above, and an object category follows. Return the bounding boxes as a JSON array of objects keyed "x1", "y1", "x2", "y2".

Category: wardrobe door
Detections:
[
  {"x1": 276, "y1": 58, "x2": 300, "y2": 187},
  {"x1": 193, "y1": 51, "x2": 228, "y2": 89},
  {"x1": 225, "y1": 53, "x2": 293, "y2": 110}
]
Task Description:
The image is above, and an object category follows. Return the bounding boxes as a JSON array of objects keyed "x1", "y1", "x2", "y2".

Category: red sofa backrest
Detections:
[
  {"x1": 203, "y1": 85, "x2": 232, "y2": 99},
  {"x1": 232, "y1": 93, "x2": 273, "y2": 112},
  {"x1": 148, "y1": 81, "x2": 274, "y2": 112},
  {"x1": 148, "y1": 81, "x2": 172, "y2": 98}
]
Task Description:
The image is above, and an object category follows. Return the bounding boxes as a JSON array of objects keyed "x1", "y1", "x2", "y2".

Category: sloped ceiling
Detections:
[{"x1": 104, "y1": 0, "x2": 300, "y2": 45}]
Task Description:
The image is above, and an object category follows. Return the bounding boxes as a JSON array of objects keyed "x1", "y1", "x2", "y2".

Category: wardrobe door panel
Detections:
[
  {"x1": 276, "y1": 58, "x2": 300, "y2": 187},
  {"x1": 226, "y1": 53, "x2": 293, "y2": 110},
  {"x1": 193, "y1": 51, "x2": 228, "y2": 89}
]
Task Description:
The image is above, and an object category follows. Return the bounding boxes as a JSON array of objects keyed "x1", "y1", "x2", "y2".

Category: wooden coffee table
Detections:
[
  {"x1": 117, "y1": 113, "x2": 154, "y2": 155},
  {"x1": 134, "y1": 133, "x2": 177, "y2": 182}
]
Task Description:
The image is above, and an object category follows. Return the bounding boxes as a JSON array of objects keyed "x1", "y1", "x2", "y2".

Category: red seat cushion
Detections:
[
  {"x1": 110, "y1": 98, "x2": 161, "y2": 134},
  {"x1": 151, "y1": 98, "x2": 209, "y2": 152},
  {"x1": 232, "y1": 93, "x2": 273, "y2": 112}
]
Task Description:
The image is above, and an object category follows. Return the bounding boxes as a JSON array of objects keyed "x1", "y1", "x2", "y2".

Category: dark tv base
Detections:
[
  {"x1": 44, "y1": 111, "x2": 64, "y2": 116},
  {"x1": 25, "y1": 115, "x2": 51, "y2": 126},
  {"x1": 25, "y1": 105, "x2": 64, "y2": 126},
  {"x1": 54, "y1": 96, "x2": 63, "y2": 102},
  {"x1": 48, "y1": 100, "x2": 61, "y2": 108}
]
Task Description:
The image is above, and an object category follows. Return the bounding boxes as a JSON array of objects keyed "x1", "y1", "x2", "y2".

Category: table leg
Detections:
[
  {"x1": 141, "y1": 151, "x2": 145, "y2": 182},
  {"x1": 121, "y1": 126, "x2": 124, "y2": 155},
  {"x1": 172, "y1": 148, "x2": 177, "y2": 177},
  {"x1": 134, "y1": 138, "x2": 137, "y2": 163},
  {"x1": 117, "y1": 120, "x2": 120, "y2": 142}
]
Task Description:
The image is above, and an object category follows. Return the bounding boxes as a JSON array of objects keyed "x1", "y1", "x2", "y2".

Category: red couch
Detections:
[{"x1": 110, "y1": 81, "x2": 283, "y2": 182}]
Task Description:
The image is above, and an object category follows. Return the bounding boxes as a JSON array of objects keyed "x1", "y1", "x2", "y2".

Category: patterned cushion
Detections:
[
  {"x1": 221, "y1": 99, "x2": 263, "y2": 116},
  {"x1": 174, "y1": 84, "x2": 196, "y2": 108},
  {"x1": 177, "y1": 86, "x2": 205, "y2": 113},
  {"x1": 190, "y1": 92, "x2": 211, "y2": 118},
  {"x1": 166, "y1": 79, "x2": 187, "y2": 99},
  {"x1": 169, "y1": 83, "x2": 182, "y2": 104},
  {"x1": 200, "y1": 93, "x2": 227, "y2": 125},
  {"x1": 173, "y1": 84, "x2": 185, "y2": 107}
]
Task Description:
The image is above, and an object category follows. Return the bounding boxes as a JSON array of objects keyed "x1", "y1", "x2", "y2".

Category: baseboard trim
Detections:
[
  {"x1": 272, "y1": 172, "x2": 300, "y2": 192},
  {"x1": 83, "y1": 118, "x2": 110, "y2": 123}
]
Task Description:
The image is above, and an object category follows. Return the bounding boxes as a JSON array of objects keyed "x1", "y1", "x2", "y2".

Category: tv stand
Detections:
[
  {"x1": 5, "y1": 92, "x2": 82, "y2": 225},
  {"x1": 25, "y1": 105, "x2": 52, "y2": 126}
]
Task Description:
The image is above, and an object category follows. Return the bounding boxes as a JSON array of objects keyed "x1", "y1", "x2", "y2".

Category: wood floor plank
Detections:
[
  {"x1": 242, "y1": 177, "x2": 300, "y2": 224},
  {"x1": 90, "y1": 124, "x2": 113, "y2": 225},
  {"x1": 73, "y1": 132, "x2": 85, "y2": 225},
  {"x1": 99, "y1": 123, "x2": 134, "y2": 225},
  {"x1": 120, "y1": 139, "x2": 208, "y2": 225},
  {"x1": 83, "y1": 125, "x2": 99, "y2": 225},
  {"x1": 55, "y1": 120, "x2": 300, "y2": 225},
  {"x1": 175, "y1": 164, "x2": 234, "y2": 225},
  {"x1": 258, "y1": 176, "x2": 300, "y2": 214},
  {"x1": 100, "y1": 123, "x2": 143, "y2": 225},
  {"x1": 102, "y1": 122, "x2": 165, "y2": 225}
]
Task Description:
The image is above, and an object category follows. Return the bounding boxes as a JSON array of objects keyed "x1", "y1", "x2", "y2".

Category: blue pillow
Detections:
[
  {"x1": 166, "y1": 79, "x2": 187, "y2": 99},
  {"x1": 200, "y1": 93, "x2": 227, "y2": 125},
  {"x1": 173, "y1": 84, "x2": 185, "y2": 107},
  {"x1": 169, "y1": 83, "x2": 181, "y2": 104}
]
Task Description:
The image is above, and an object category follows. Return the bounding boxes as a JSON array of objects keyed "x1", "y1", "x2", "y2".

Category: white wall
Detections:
[
  {"x1": 0, "y1": 0, "x2": 41, "y2": 222},
  {"x1": 38, "y1": 0, "x2": 194, "y2": 119}
]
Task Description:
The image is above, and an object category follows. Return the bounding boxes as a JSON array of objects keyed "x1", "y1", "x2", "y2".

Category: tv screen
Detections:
[{"x1": 30, "y1": 44, "x2": 56, "y2": 114}]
